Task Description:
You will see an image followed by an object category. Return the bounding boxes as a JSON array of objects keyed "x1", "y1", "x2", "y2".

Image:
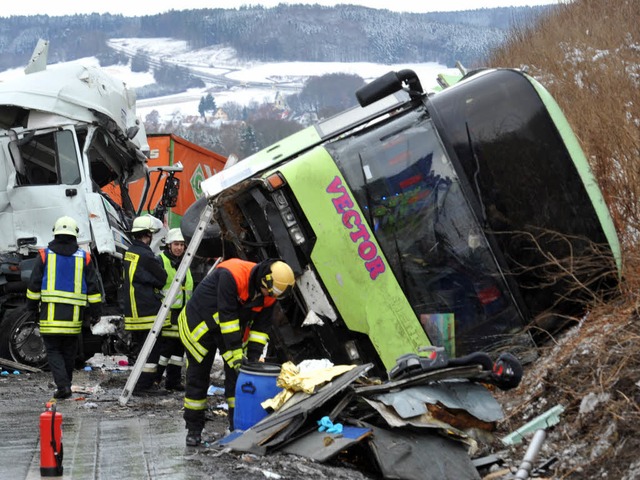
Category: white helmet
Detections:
[
  {"x1": 53, "y1": 216, "x2": 79, "y2": 237},
  {"x1": 165, "y1": 228, "x2": 184, "y2": 244},
  {"x1": 131, "y1": 215, "x2": 160, "y2": 234}
]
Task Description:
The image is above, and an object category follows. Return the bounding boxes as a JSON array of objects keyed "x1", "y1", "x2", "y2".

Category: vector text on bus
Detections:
[{"x1": 326, "y1": 175, "x2": 386, "y2": 280}]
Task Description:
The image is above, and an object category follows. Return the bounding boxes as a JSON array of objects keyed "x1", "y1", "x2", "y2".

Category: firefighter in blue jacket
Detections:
[
  {"x1": 179, "y1": 258, "x2": 295, "y2": 446},
  {"x1": 155, "y1": 227, "x2": 192, "y2": 391},
  {"x1": 26, "y1": 216, "x2": 102, "y2": 399},
  {"x1": 121, "y1": 215, "x2": 168, "y2": 395}
]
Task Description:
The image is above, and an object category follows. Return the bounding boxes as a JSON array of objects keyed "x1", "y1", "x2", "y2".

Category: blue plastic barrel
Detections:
[{"x1": 234, "y1": 362, "x2": 282, "y2": 431}]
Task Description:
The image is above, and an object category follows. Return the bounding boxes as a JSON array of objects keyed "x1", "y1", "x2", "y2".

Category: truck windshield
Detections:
[
  {"x1": 10, "y1": 130, "x2": 81, "y2": 186},
  {"x1": 328, "y1": 109, "x2": 525, "y2": 355}
]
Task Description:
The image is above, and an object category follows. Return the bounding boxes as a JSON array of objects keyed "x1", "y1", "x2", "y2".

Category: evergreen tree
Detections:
[
  {"x1": 239, "y1": 124, "x2": 259, "y2": 159},
  {"x1": 130, "y1": 50, "x2": 149, "y2": 72},
  {"x1": 198, "y1": 97, "x2": 206, "y2": 118},
  {"x1": 204, "y1": 93, "x2": 217, "y2": 113}
]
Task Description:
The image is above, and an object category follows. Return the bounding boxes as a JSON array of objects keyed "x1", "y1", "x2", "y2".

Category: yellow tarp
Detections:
[{"x1": 261, "y1": 361, "x2": 356, "y2": 411}]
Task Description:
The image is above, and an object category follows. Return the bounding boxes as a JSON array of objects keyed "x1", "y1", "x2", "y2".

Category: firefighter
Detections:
[
  {"x1": 121, "y1": 215, "x2": 168, "y2": 395},
  {"x1": 179, "y1": 258, "x2": 295, "y2": 446},
  {"x1": 155, "y1": 227, "x2": 192, "y2": 391},
  {"x1": 26, "y1": 216, "x2": 102, "y2": 399}
]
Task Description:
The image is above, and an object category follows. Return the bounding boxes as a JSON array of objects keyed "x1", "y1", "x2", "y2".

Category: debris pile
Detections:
[{"x1": 216, "y1": 350, "x2": 525, "y2": 480}]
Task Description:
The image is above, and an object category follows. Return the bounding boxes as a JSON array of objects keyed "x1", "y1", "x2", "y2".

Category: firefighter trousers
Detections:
[
  {"x1": 43, "y1": 334, "x2": 78, "y2": 390},
  {"x1": 130, "y1": 330, "x2": 162, "y2": 390},
  {"x1": 157, "y1": 309, "x2": 185, "y2": 388},
  {"x1": 181, "y1": 313, "x2": 238, "y2": 433}
]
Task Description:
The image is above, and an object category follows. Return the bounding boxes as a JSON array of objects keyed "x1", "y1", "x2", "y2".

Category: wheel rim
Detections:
[{"x1": 9, "y1": 319, "x2": 48, "y2": 368}]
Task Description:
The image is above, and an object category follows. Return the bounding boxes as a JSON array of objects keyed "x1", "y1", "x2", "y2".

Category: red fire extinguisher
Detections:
[{"x1": 40, "y1": 401, "x2": 63, "y2": 477}]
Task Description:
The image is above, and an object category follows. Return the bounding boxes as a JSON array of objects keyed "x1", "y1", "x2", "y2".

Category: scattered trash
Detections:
[
  {"x1": 82, "y1": 402, "x2": 99, "y2": 409},
  {"x1": 85, "y1": 353, "x2": 129, "y2": 371},
  {"x1": 262, "y1": 360, "x2": 355, "y2": 411},
  {"x1": 579, "y1": 392, "x2": 611, "y2": 415},
  {"x1": 261, "y1": 469, "x2": 282, "y2": 479},
  {"x1": 71, "y1": 384, "x2": 104, "y2": 395},
  {"x1": 208, "y1": 385, "x2": 225, "y2": 396},
  {"x1": 502, "y1": 404, "x2": 565, "y2": 446},
  {"x1": 317, "y1": 416, "x2": 343, "y2": 434},
  {"x1": 12, "y1": 370, "x2": 19, "y2": 375},
  {"x1": 90, "y1": 315, "x2": 121, "y2": 336},
  {"x1": 514, "y1": 429, "x2": 548, "y2": 480},
  {"x1": 215, "y1": 352, "x2": 524, "y2": 477},
  {"x1": 84, "y1": 366, "x2": 92, "y2": 371}
]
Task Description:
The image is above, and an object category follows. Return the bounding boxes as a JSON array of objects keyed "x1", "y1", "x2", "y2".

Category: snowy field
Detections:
[{"x1": 0, "y1": 37, "x2": 460, "y2": 122}]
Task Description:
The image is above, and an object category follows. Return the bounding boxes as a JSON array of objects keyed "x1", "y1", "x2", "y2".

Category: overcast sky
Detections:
[{"x1": 1, "y1": 0, "x2": 562, "y2": 17}]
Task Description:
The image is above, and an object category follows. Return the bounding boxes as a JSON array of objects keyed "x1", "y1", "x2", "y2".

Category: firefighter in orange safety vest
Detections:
[
  {"x1": 178, "y1": 258, "x2": 295, "y2": 447},
  {"x1": 26, "y1": 216, "x2": 103, "y2": 400}
]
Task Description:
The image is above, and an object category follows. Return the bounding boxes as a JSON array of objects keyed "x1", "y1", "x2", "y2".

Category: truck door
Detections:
[{"x1": 6, "y1": 128, "x2": 90, "y2": 248}]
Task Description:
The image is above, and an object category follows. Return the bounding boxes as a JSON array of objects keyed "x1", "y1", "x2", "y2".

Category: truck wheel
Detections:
[{"x1": 0, "y1": 306, "x2": 48, "y2": 369}]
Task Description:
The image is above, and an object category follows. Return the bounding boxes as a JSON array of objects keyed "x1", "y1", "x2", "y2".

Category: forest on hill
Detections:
[{"x1": 0, "y1": 4, "x2": 552, "y2": 70}]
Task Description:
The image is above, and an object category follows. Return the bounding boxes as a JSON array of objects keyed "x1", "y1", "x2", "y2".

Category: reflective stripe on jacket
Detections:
[
  {"x1": 181, "y1": 259, "x2": 276, "y2": 365},
  {"x1": 122, "y1": 240, "x2": 168, "y2": 331},
  {"x1": 159, "y1": 252, "x2": 193, "y2": 309},
  {"x1": 40, "y1": 248, "x2": 89, "y2": 305},
  {"x1": 33, "y1": 248, "x2": 93, "y2": 335}
]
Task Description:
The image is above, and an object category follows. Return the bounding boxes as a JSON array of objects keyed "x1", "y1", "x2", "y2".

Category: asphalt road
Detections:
[{"x1": 0, "y1": 364, "x2": 372, "y2": 480}]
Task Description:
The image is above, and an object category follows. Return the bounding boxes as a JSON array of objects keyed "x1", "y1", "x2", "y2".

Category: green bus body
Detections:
[{"x1": 199, "y1": 69, "x2": 620, "y2": 374}]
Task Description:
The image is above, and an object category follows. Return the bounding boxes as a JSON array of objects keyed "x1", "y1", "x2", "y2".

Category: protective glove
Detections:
[
  {"x1": 227, "y1": 348, "x2": 243, "y2": 372},
  {"x1": 317, "y1": 415, "x2": 343, "y2": 434}
]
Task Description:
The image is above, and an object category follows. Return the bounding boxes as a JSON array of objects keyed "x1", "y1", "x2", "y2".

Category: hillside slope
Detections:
[
  {"x1": 485, "y1": 0, "x2": 640, "y2": 478},
  {"x1": 0, "y1": 4, "x2": 549, "y2": 70}
]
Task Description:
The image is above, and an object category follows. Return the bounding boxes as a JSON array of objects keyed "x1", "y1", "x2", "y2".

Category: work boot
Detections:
[
  {"x1": 186, "y1": 431, "x2": 202, "y2": 447},
  {"x1": 53, "y1": 386, "x2": 72, "y2": 399},
  {"x1": 133, "y1": 382, "x2": 168, "y2": 397},
  {"x1": 165, "y1": 383, "x2": 185, "y2": 392},
  {"x1": 228, "y1": 408, "x2": 234, "y2": 431}
]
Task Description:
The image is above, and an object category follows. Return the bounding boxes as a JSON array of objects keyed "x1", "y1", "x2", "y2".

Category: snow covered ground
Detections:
[{"x1": 0, "y1": 37, "x2": 460, "y2": 122}]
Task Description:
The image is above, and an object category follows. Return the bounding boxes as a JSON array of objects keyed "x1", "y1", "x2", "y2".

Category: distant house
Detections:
[
  {"x1": 184, "y1": 115, "x2": 201, "y2": 125},
  {"x1": 214, "y1": 108, "x2": 229, "y2": 121},
  {"x1": 273, "y1": 91, "x2": 288, "y2": 111}
]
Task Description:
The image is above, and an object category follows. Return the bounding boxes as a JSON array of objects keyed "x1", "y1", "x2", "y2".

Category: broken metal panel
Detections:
[
  {"x1": 355, "y1": 365, "x2": 483, "y2": 395},
  {"x1": 363, "y1": 397, "x2": 468, "y2": 434},
  {"x1": 0, "y1": 64, "x2": 140, "y2": 142},
  {"x1": 373, "y1": 380, "x2": 504, "y2": 423},
  {"x1": 365, "y1": 424, "x2": 481, "y2": 480},
  {"x1": 280, "y1": 426, "x2": 373, "y2": 462},
  {"x1": 220, "y1": 364, "x2": 373, "y2": 454}
]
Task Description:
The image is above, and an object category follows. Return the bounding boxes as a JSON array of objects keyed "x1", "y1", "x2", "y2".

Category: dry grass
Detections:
[
  {"x1": 484, "y1": 1, "x2": 640, "y2": 477},
  {"x1": 488, "y1": 0, "x2": 640, "y2": 257}
]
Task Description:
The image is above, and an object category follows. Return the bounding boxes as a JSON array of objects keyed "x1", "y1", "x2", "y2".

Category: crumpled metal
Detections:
[{"x1": 261, "y1": 361, "x2": 356, "y2": 411}]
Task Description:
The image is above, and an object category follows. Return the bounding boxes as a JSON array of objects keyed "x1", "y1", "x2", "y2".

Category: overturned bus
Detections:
[{"x1": 189, "y1": 68, "x2": 621, "y2": 375}]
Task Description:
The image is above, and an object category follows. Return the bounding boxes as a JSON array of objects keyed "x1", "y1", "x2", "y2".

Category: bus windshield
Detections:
[{"x1": 327, "y1": 109, "x2": 526, "y2": 356}]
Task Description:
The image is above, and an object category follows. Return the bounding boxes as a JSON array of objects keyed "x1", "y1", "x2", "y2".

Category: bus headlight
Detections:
[{"x1": 288, "y1": 225, "x2": 306, "y2": 246}]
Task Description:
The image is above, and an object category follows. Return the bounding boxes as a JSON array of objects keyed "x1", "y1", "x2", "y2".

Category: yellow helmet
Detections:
[
  {"x1": 131, "y1": 215, "x2": 160, "y2": 234},
  {"x1": 53, "y1": 216, "x2": 79, "y2": 237},
  {"x1": 261, "y1": 261, "x2": 295, "y2": 298}
]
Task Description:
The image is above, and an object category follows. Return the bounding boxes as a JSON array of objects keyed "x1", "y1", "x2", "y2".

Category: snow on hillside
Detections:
[
  {"x1": 109, "y1": 37, "x2": 459, "y2": 121},
  {"x1": 1, "y1": 37, "x2": 460, "y2": 123}
]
